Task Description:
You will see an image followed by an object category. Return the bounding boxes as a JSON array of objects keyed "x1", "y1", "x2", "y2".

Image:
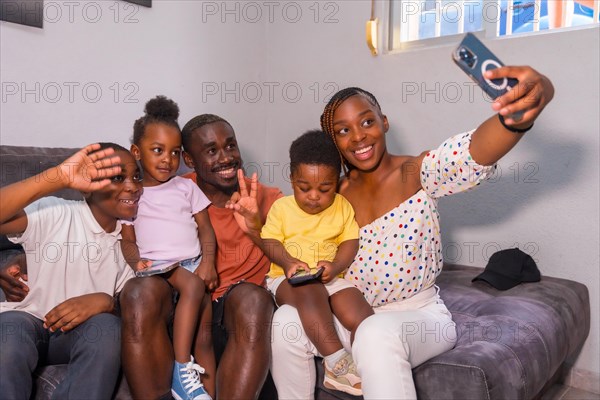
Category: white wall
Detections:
[
  {"x1": 0, "y1": 0, "x2": 269, "y2": 161},
  {"x1": 1, "y1": 0, "x2": 598, "y2": 387}
]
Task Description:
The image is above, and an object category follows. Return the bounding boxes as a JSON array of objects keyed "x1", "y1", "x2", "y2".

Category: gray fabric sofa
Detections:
[
  {"x1": 0, "y1": 145, "x2": 591, "y2": 400},
  {"x1": 316, "y1": 264, "x2": 590, "y2": 400}
]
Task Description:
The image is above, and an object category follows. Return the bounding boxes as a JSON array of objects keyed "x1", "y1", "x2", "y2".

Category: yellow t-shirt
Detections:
[{"x1": 261, "y1": 194, "x2": 359, "y2": 278}]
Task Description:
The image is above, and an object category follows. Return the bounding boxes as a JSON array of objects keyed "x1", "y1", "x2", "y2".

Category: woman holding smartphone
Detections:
[{"x1": 265, "y1": 64, "x2": 554, "y2": 399}]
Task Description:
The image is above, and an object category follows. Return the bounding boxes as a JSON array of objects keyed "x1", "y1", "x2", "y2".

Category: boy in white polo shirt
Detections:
[{"x1": 0, "y1": 143, "x2": 140, "y2": 399}]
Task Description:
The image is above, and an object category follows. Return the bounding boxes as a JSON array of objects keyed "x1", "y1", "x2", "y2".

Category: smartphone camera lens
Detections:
[{"x1": 458, "y1": 47, "x2": 477, "y2": 68}]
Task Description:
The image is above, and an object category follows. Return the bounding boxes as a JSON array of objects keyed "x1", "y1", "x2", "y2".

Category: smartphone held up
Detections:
[{"x1": 453, "y1": 33, "x2": 518, "y2": 100}]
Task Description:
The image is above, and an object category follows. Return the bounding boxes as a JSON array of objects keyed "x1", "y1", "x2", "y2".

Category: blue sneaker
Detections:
[{"x1": 171, "y1": 356, "x2": 211, "y2": 400}]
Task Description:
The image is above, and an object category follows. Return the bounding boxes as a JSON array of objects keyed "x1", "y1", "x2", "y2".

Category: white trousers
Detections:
[{"x1": 271, "y1": 286, "x2": 457, "y2": 400}]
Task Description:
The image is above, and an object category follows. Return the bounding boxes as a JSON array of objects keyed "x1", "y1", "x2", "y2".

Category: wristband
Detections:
[{"x1": 498, "y1": 114, "x2": 533, "y2": 134}]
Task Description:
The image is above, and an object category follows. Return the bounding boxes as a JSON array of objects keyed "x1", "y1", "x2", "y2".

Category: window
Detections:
[{"x1": 389, "y1": 0, "x2": 599, "y2": 50}]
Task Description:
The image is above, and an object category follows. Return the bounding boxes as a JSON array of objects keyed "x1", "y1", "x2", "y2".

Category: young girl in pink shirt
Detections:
[{"x1": 120, "y1": 96, "x2": 217, "y2": 400}]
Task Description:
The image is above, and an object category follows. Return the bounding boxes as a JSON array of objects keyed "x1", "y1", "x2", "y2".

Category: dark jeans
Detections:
[{"x1": 0, "y1": 311, "x2": 121, "y2": 400}]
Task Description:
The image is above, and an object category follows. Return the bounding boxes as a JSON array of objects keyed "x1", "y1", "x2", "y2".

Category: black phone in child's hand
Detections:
[
  {"x1": 288, "y1": 267, "x2": 325, "y2": 286},
  {"x1": 453, "y1": 33, "x2": 519, "y2": 100}
]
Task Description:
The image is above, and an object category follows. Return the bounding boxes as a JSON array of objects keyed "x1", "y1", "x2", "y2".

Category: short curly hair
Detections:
[
  {"x1": 97, "y1": 142, "x2": 129, "y2": 153},
  {"x1": 181, "y1": 114, "x2": 232, "y2": 151},
  {"x1": 289, "y1": 130, "x2": 341, "y2": 177}
]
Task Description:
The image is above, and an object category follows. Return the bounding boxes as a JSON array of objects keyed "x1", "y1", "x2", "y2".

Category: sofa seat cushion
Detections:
[
  {"x1": 315, "y1": 264, "x2": 590, "y2": 400},
  {"x1": 412, "y1": 264, "x2": 590, "y2": 400}
]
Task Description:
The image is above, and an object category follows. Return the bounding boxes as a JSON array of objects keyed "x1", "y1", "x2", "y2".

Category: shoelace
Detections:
[{"x1": 180, "y1": 361, "x2": 206, "y2": 394}]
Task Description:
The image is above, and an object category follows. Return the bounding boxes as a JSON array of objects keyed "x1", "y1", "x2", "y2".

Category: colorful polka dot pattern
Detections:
[
  {"x1": 345, "y1": 131, "x2": 497, "y2": 307},
  {"x1": 420, "y1": 130, "x2": 497, "y2": 199}
]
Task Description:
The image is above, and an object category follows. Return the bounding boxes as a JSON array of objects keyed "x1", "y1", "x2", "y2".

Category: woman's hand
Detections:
[
  {"x1": 470, "y1": 66, "x2": 555, "y2": 165},
  {"x1": 487, "y1": 66, "x2": 555, "y2": 128},
  {"x1": 44, "y1": 293, "x2": 114, "y2": 332}
]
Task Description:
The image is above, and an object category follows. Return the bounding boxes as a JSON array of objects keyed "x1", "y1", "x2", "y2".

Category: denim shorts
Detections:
[{"x1": 179, "y1": 255, "x2": 201, "y2": 273}]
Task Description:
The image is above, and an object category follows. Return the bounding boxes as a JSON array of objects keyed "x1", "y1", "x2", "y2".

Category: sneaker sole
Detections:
[
  {"x1": 323, "y1": 378, "x2": 363, "y2": 397},
  {"x1": 171, "y1": 389, "x2": 185, "y2": 400},
  {"x1": 171, "y1": 389, "x2": 212, "y2": 400}
]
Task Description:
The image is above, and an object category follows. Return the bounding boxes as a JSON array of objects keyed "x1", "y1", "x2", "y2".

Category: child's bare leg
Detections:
[
  {"x1": 278, "y1": 283, "x2": 366, "y2": 396},
  {"x1": 330, "y1": 287, "x2": 374, "y2": 343},
  {"x1": 193, "y1": 291, "x2": 216, "y2": 398},
  {"x1": 166, "y1": 267, "x2": 206, "y2": 363},
  {"x1": 276, "y1": 280, "x2": 342, "y2": 356}
]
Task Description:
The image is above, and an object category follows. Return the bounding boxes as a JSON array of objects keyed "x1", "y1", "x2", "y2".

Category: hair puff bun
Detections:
[{"x1": 144, "y1": 95, "x2": 179, "y2": 121}]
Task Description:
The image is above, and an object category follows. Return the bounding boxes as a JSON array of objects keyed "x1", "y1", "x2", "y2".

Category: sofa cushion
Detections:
[
  {"x1": 315, "y1": 264, "x2": 590, "y2": 400},
  {"x1": 0, "y1": 145, "x2": 82, "y2": 198},
  {"x1": 414, "y1": 264, "x2": 589, "y2": 400}
]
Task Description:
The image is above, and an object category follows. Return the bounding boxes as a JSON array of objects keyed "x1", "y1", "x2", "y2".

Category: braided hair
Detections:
[
  {"x1": 319, "y1": 87, "x2": 382, "y2": 174},
  {"x1": 132, "y1": 96, "x2": 181, "y2": 145},
  {"x1": 181, "y1": 114, "x2": 232, "y2": 151}
]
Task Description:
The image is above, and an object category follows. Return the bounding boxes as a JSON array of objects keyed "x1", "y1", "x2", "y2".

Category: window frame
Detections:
[{"x1": 384, "y1": 0, "x2": 600, "y2": 54}]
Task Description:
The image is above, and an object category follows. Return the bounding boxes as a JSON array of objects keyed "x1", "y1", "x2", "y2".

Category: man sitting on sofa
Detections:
[{"x1": 119, "y1": 113, "x2": 282, "y2": 399}]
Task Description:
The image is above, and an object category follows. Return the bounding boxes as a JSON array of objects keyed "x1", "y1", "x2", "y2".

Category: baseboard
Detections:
[{"x1": 563, "y1": 365, "x2": 600, "y2": 394}]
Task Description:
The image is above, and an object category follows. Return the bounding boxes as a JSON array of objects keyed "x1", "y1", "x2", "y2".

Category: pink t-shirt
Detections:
[{"x1": 123, "y1": 176, "x2": 211, "y2": 261}]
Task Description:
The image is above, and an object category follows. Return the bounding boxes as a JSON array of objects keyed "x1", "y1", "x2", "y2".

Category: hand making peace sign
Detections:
[{"x1": 226, "y1": 169, "x2": 263, "y2": 235}]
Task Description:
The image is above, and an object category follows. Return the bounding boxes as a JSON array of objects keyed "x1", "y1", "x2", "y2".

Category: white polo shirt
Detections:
[{"x1": 1, "y1": 197, "x2": 134, "y2": 319}]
